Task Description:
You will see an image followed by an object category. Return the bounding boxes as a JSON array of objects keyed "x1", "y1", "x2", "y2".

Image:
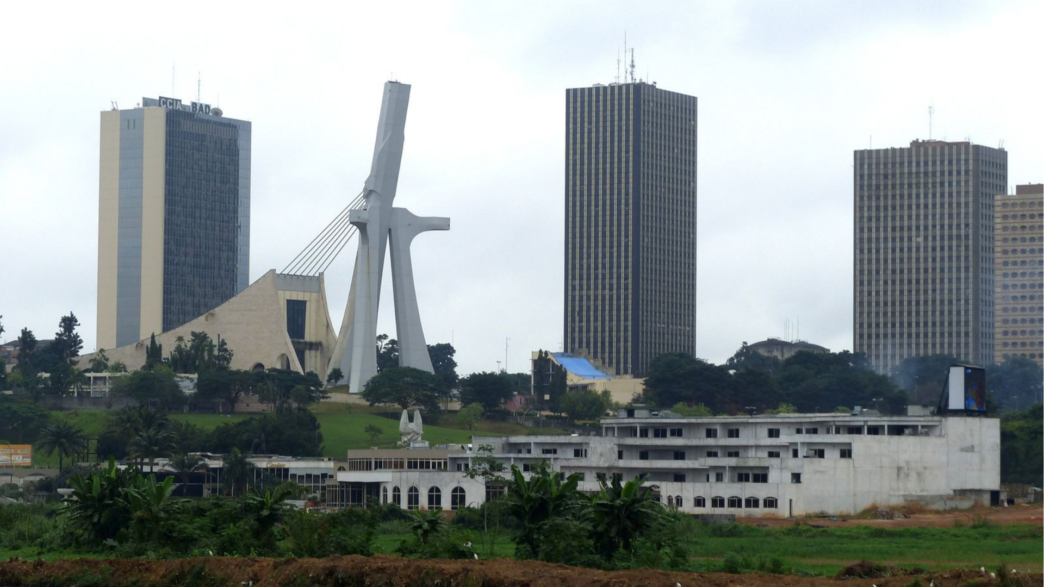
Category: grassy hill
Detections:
[{"x1": 30, "y1": 402, "x2": 566, "y2": 467}]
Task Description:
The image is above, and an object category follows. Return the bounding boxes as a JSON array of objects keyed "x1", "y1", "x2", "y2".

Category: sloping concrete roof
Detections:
[{"x1": 552, "y1": 353, "x2": 611, "y2": 380}]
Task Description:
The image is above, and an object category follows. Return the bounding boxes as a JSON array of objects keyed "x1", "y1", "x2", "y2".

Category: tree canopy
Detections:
[
  {"x1": 643, "y1": 350, "x2": 906, "y2": 415},
  {"x1": 459, "y1": 371, "x2": 515, "y2": 411},
  {"x1": 361, "y1": 367, "x2": 442, "y2": 411}
]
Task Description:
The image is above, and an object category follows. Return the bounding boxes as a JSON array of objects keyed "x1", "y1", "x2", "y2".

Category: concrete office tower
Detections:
[
  {"x1": 853, "y1": 140, "x2": 1007, "y2": 373},
  {"x1": 564, "y1": 82, "x2": 697, "y2": 376},
  {"x1": 97, "y1": 97, "x2": 251, "y2": 350},
  {"x1": 994, "y1": 183, "x2": 1044, "y2": 367}
]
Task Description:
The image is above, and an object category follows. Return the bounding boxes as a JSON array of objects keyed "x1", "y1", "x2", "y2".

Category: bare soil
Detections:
[
  {"x1": 741, "y1": 503, "x2": 1043, "y2": 528},
  {"x1": 0, "y1": 556, "x2": 1040, "y2": 587}
]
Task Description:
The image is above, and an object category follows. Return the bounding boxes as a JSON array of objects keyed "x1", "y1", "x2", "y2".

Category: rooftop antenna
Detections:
[
  {"x1": 624, "y1": 32, "x2": 628, "y2": 83},
  {"x1": 929, "y1": 102, "x2": 934, "y2": 140},
  {"x1": 630, "y1": 48, "x2": 636, "y2": 84},
  {"x1": 197, "y1": 72, "x2": 201, "y2": 103},
  {"x1": 616, "y1": 48, "x2": 621, "y2": 83}
]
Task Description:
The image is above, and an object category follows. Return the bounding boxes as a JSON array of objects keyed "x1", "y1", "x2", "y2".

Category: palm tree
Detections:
[
  {"x1": 589, "y1": 473, "x2": 666, "y2": 558},
  {"x1": 169, "y1": 453, "x2": 205, "y2": 496},
  {"x1": 222, "y1": 447, "x2": 255, "y2": 497},
  {"x1": 130, "y1": 426, "x2": 173, "y2": 473},
  {"x1": 36, "y1": 420, "x2": 86, "y2": 472}
]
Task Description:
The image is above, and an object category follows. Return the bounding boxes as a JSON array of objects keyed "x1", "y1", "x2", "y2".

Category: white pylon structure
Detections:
[{"x1": 327, "y1": 81, "x2": 449, "y2": 393}]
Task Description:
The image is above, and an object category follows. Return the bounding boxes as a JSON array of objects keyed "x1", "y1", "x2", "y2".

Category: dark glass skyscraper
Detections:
[
  {"x1": 97, "y1": 97, "x2": 251, "y2": 349},
  {"x1": 853, "y1": 140, "x2": 1006, "y2": 373},
  {"x1": 564, "y1": 82, "x2": 697, "y2": 376}
]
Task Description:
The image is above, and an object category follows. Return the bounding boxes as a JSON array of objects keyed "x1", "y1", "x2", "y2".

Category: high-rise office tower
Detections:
[
  {"x1": 564, "y1": 82, "x2": 697, "y2": 376},
  {"x1": 97, "y1": 96, "x2": 251, "y2": 350},
  {"x1": 853, "y1": 140, "x2": 1007, "y2": 373},
  {"x1": 994, "y1": 183, "x2": 1043, "y2": 367}
]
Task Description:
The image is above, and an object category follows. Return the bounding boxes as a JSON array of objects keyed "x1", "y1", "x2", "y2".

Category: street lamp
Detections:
[{"x1": 496, "y1": 360, "x2": 502, "y2": 373}]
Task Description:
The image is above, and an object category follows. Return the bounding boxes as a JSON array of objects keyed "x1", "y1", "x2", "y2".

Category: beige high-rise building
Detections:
[
  {"x1": 994, "y1": 183, "x2": 1044, "y2": 367},
  {"x1": 97, "y1": 96, "x2": 251, "y2": 351},
  {"x1": 853, "y1": 140, "x2": 1007, "y2": 373}
]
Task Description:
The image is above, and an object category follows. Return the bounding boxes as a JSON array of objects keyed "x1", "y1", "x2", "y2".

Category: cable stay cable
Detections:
[
  {"x1": 287, "y1": 209, "x2": 355, "y2": 275},
  {"x1": 319, "y1": 225, "x2": 360, "y2": 274},
  {"x1": 281, "y1": 191, "x2": 364, "y2": 274},
  {"x1": 299, "y1": 219, "x2": 356, "y2": 276}
]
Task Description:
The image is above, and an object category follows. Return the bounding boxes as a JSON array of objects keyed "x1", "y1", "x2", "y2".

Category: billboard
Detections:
[
  {"x1": 0, "y1": 445, "x2": 32, "y2": 467},
  {"x1": 946, "y1": 365, "x2": 986, "y2": 412}
]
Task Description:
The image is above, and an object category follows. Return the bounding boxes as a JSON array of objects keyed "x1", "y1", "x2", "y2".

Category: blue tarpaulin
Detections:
[{"x1": 552, "y1": 353, "x2": 611, "y2": 380}]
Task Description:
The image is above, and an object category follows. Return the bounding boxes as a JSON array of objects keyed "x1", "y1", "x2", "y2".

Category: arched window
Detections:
[
  {"x1": 428, "y1": 486, "x2": 442, "y2": 510},
  {"x1": 728, "y1": 496, "x2": 742, "y2": 508},
  {"x1": 744, "y1": 496, "x2": 760, "y2": 509},
  {"x1": 407, "y1": 486, "x2": 419, "y2": 510},
  {"x1": 392, "y1": 486, "x2": 401, "y2": 507},
  {"x1": 451, "y1": 487, "x2": 466, "y2": 511},
  {"x1": 764, "y1": 497, "x2": 778, "y2": 509},
  {"x1": 711, "y1": 496, "x2": 725, "y2": 508},
  {"x1": 674, "y1": 496, "x2": 683, "y2": 508},
  {"x1": 695, "y1": 496, "x2": 706, "y2": 508},
  {"x1": 382, "y1": 486, "x2": 388, "y2": 504}
]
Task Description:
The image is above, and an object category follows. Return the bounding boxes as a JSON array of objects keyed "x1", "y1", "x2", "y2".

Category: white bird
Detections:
[
  {"x1": 980, "y1": 567, "x2": 986, "y2": 573},
  {"x1": 990, "y1": 573, "x2": 996, "y2": 579},
  {"x1": 473, "y1": 554, "x2": 479, "y2": 560}
]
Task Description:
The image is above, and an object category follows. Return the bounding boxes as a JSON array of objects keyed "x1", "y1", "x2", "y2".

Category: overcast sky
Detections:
[{"x1": 1, "y1": 1, "x2": 1041, "y2": 377}]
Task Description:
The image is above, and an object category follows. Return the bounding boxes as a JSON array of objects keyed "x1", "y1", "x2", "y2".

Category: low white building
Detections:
[{"x1": 335, "y1": 409, "x2": 1001, "y2": 517}]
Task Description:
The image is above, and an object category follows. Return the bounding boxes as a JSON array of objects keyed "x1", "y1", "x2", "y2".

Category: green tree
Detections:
[
  {"x1": 222, "y1": 447, "x2": 254, "y2": 497},
  {"x1": 364, "y1": 423, "x2": 384, "y2": 444},
  {"x1": 409, "y1": 509, "x2": 444, "y2": 544},
  {"x1": 560, "y1": 388, "x2": 610, "y2": 422},
  {"x1": 257, "y1": 369, "x2": 326, "y2": 408},
  {"x1": 427, "y1": 343, "x2": 458, "y2": 389},
  {"x1": 644, "y1": 353, "x2": 735, "y2": 411},
  {"x1": 64, "y1": 456, "x2": 138, "y2": 542},
  {"x1": 375, "y1": 334, "x2": 399, "y2": 372},
  {"x1": 169, "y1": 453, "x2": 205, "y2": 496},
  {"x1": 0, "y1": 397, "x2": 51, "y2": 443},
  {"x1": 669, "y1": 402, "x2": 713, "y2": 417},
  {"x1": 588, "y1": 473, "x2": 665, "y2": 559},
  {"x1": 455, "y1": 402, "x2": 484, "y2": 430},
  {"x1": 464, "y1": 444, "x2": 507, "y2": 556},
  {"x1": 361, "y1": 367, "x2": 442, "y2": 411},
  {"x1": 892, "y1": 354, "x2": 964, "y2": 405},
  {"x1": 988, "y1": 357, "x2": 1043, "y2": 412},
  {"x1": 459, "y1": 371, "x2": 514, "y2": 411},
  {"x1": 725, "y1": 341, "x2": 782, "y2": 373},
  {"x1": 88, "y1": 349, "x2": 110, "y2": 373},
  {"x1": 52, "y1": 312, "x2": 84, "y2": 363},
  {"x1": 243, "y1": 484, "x2": 297, "y2": 550},
  {"x1": 778, "y1": 351, "x2": 905, "y2": 414},
  {"x1": 327, "y1": 367, "x2": 344, "y2": 386},
  {"x1": 505, "y1": 462, "x2": 583, "y2": 556},
  {"x1": 130, "y1": 425, "x2": 173, "y2": 473},
  {"x1": 144, "y1": 334, "x2": 163, "y2": 370},
  {"x1": 1000, "y1": 404, "x2": 1043, "y2": 486},
  {"x1": 112, "y1": 366, "x2": 187, "y2": 410},
  {"x1": 35, "y1": 419, "x2": 86, "y2": 472},
  {"x1": 195, "y1": 368, "x2": 258, "y2": 413}
]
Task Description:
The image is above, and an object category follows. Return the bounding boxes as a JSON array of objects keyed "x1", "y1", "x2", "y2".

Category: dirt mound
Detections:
[
  {"x1": 0, "y1": 556, "x2": 1040, "y2": 587},
  {"x1": 836, "y1": 560, "x2": 899, "y2": 579}
]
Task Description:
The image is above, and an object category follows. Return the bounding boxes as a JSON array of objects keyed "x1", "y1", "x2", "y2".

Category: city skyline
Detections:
[{"x1": 1, "y1": 1, "x2": 1042, "y2": 376}]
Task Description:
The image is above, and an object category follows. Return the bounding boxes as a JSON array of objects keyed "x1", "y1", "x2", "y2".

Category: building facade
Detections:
[
  {"x1": 564, "y1": 82, "x2": 697, "y2": 376},
  {"x1": 79, "y1": 270, "x2": 338, "y2": 376},
  {"x1": 854, "y1": 140, "x2": 1007, "y2": 373},
  {"x1": 994, "y1": 183, "x2": 1044, "y2": 366},
  {"x1": 334, "y1": 410, "x2": 1000, "y2": 516},
  {"x1": 97, "y1": 97, "x2": 251, "y2": 350}
]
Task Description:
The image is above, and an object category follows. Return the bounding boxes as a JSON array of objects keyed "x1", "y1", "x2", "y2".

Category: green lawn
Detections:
[{"x1": 33, "y1": 404, "x2": 521, "y2": 467}]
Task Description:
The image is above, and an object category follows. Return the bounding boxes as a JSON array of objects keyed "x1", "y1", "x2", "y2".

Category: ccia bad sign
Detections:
[{"x1": 156, "y1": 96, "x2": 212, "y2": 115}]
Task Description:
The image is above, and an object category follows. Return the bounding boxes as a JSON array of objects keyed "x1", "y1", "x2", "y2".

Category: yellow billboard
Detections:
[{"x1": 0, "y1": 445, "x2": 32, "y2": 467}]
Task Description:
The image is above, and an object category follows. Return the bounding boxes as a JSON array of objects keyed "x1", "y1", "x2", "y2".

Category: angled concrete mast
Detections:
[{"x1": 328, "y1": 82, "x2": 449, "y2": 393}]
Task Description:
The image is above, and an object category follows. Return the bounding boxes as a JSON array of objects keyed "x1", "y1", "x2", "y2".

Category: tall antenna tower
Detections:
[
  {"x1": 630, "y1": 48, "x2": 636, "y2": 83},
  {"x1": 197, "y1": 72, "x2": 201, "y2": 103},
  {"x1": 616, "y1": 49, "x2": 621, "y2": 83},
  {"x1": 624, "y1": 32, "x2": 628, "y2": 82}
]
